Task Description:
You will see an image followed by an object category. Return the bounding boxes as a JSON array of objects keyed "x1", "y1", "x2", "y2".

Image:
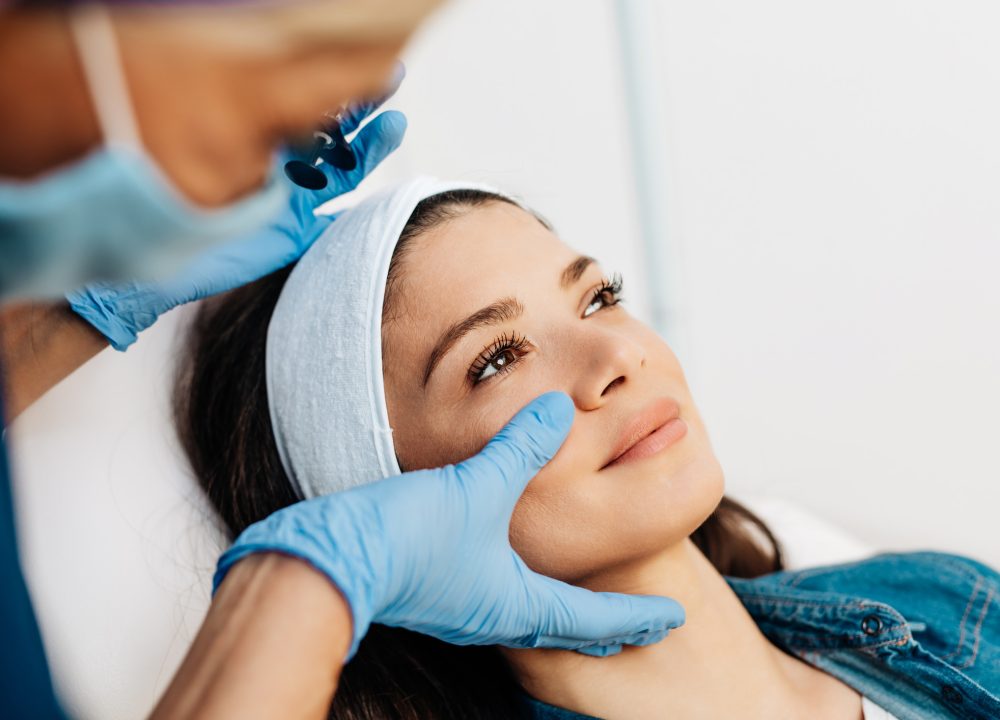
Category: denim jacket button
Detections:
[
  {"x1": 861, "y1": 614, "x2": 883, "y2": 636},
  {"x1": 940, "y1": 685, "x2": 964, "y2": 705}
]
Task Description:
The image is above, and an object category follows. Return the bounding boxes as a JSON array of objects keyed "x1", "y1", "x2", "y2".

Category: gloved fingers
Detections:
[
  {"x1": 519, "y1": 572, "x2": 684, "y2": 652},
  {"x1": 310, "y1": 110, "x2": 407, "y2": 203},
  {"x1": 573, "y1": 626, "x2": 671, "y2": 657},
  {"x1": 455, "y1": 391, "x2": 574, "y2": 510},
  {"x1": 338, "y1": 62, "x2": 406, "y2": 136}
]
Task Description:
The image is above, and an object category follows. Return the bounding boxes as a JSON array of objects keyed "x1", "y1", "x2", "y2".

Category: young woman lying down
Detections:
[{"x1": 175, "y1": 178, "x2": 999, "y2": 720}]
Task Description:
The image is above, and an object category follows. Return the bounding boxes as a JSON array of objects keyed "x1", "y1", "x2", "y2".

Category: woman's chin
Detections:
[{"x1": 637, "y1": 451, "x2": 726, "y2": 521}]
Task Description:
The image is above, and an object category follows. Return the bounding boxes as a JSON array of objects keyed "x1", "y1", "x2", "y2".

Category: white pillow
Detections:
[{"x1": 737, "y1": 494, "x2": 874, "y2": 570}]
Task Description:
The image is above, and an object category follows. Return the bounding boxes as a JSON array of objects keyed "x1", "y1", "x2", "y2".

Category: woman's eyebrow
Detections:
[
  {"x1": 423, "y1": 297, "x2": 524, "y2": 387},
  {"x1": 561, "y1": 255, "x2": 596, "y2": 288},
  {"x1": 421, "y1": 257, "x2": 594, "y2": 388}
]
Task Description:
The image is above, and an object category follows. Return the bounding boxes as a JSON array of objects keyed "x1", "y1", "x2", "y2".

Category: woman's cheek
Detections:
[
  {"x1": 509, "y1": 490, "x2": 581, "y2": 581},
  {"x1": 394, "y1": 401, "x2": 491, "y2": 469},
  {"x1": 507, "y1": 470, "x2": 619, "y2": 583}
]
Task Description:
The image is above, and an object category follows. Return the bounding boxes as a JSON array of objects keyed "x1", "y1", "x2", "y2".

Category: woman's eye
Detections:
[
  {"x1": 583, "y1": 274, "x2": 625, "y2": 318},
  {"x1": 469, "y1": 332, "x2": 530, "y2": 386},
  {"x1": 477, "y1": 348, "x2": 518, "y2": 381},
  {"x1": 584, "y1": 293, "x2": 608, "y2": 317},
  {"x1": 583, "y1": 289, "x2": 618, "y2": 317}
]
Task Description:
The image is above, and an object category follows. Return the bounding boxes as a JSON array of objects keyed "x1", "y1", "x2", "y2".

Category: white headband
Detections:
[{"x1": 265, "y1": 176, "x2": 510, "y2": 498}]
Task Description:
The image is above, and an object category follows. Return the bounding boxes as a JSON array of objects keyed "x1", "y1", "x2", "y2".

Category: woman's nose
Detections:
[{"x1": 569, "y1": 328, "x2": 646, "y2": 411}]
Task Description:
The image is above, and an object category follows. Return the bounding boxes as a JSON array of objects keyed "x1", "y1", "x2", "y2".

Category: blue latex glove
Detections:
[
  {"x1": 214, "y1": 392, "x2": 686, "y2": 659},
  {"x1": 67, "y1": 91, "x2": 406, "y2": 350}
]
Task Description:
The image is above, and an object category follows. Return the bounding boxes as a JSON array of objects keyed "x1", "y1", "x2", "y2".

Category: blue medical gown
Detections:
[{"x1": 0, "y1": 388, "x2": 65, "y2": 718}]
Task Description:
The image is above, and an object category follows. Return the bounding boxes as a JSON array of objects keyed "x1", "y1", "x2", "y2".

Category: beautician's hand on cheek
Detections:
[
  {"x1": 213, "y1": 392, "x2": 686, "y2": 659},
  {"x1": 65, "y1": 84, "x2": 406, "y2": 351}
]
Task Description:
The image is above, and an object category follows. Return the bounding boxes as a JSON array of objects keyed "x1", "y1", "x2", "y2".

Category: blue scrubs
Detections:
[{"x1": 0, "y1": 387, "x2": 65, "y2": 717}]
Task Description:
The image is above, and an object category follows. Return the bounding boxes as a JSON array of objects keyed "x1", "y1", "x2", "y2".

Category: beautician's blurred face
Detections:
[
  {"x1": 5, "y1": 2, "x2": 442, "y2": 205},
  {"x1": 114, "y1": 9, "x2": 408, "y2": 206},
  {"x1": 382, "y1": 202, "x2": 725, "y2": 586}
]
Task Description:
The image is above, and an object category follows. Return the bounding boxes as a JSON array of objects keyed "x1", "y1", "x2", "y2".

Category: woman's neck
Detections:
[{"x1": 502, "y1": 540, "x2": 862, "y2": 720}]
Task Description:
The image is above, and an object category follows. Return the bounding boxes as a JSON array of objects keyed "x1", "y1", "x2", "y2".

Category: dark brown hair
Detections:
[{"x1": 175, "y1": 189, "x2": 783, "y2": 719}]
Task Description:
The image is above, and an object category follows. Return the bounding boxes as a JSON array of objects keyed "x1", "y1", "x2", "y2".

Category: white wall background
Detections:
[{"x1": 8, "y1": 1, "x2": 1000, "y2": 718}]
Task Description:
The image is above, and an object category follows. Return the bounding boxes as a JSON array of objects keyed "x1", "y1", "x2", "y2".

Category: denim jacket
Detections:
[{"x1": 523, "y1": 552, "x2": 1000, "y2": 720}]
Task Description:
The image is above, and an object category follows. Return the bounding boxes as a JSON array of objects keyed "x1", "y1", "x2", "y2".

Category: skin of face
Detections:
[{"x1": 382, "y1": 202, "x2": 726, "y2": 587}]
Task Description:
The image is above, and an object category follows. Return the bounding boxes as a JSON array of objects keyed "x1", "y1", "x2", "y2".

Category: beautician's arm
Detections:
[
  {"x1": 0, "y1": 309, "x2": 355, "y2": 719},
  {"x1": 0, "y1": 302, "x2": 107, "y2": 422},
  {"x1": 150, "y1": 554, "x2": 352, "y2": 720}
]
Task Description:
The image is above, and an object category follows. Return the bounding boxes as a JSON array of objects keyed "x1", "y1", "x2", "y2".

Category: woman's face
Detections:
[{"x1": 382, "y1": 202, "x2": 725, "y2": 585}]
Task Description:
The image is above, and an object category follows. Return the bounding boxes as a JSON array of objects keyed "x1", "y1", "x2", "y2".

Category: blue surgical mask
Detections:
[{"x1": 0, "y1": 4, "x2": 288, "y2": 299}]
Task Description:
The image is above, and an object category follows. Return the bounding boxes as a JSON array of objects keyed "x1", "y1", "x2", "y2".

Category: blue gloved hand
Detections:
[
  {"x1": 67, "y1": 86, "x2": 406, "y2": 350},
  {"x1": 214, "y1": 392, "x2": 685, "y2": 659}
]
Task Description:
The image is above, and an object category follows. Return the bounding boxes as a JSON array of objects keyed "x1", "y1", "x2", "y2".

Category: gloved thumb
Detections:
[
  {"x1": 455, "y1": 392, "x2": 574, "y2": 510},
  {"x1": 523, "y1": 571, "x2": 685, "y2": 652}
]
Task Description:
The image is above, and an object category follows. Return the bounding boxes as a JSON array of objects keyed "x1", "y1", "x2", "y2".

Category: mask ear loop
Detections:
[{"x1": 68, "y1": 3, "x2": 143, "y2": 150}]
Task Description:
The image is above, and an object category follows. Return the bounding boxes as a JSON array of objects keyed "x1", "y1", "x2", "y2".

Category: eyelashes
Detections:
[
  {"x1": 585, "y1": 273, "x2": 624, "y2": 316},
  {"x1": 468, "y1": 331, "x2": 531, "y2": 384},
  {"x1": 468, "y1": 274, "x2": 626, "y2": 386}
]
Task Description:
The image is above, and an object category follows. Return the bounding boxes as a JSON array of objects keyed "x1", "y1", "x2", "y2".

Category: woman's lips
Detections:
[{"x1": 602, "y1": 398, "x2": 688, "y2": 469}]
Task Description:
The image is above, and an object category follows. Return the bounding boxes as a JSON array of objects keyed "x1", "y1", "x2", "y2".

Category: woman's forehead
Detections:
[
  {"x1": 382, "y1": 202, "x2": 583, "y2": 361},
  {"x1": 399, "y1": 202, "x2": 575, "y2": 294}
]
